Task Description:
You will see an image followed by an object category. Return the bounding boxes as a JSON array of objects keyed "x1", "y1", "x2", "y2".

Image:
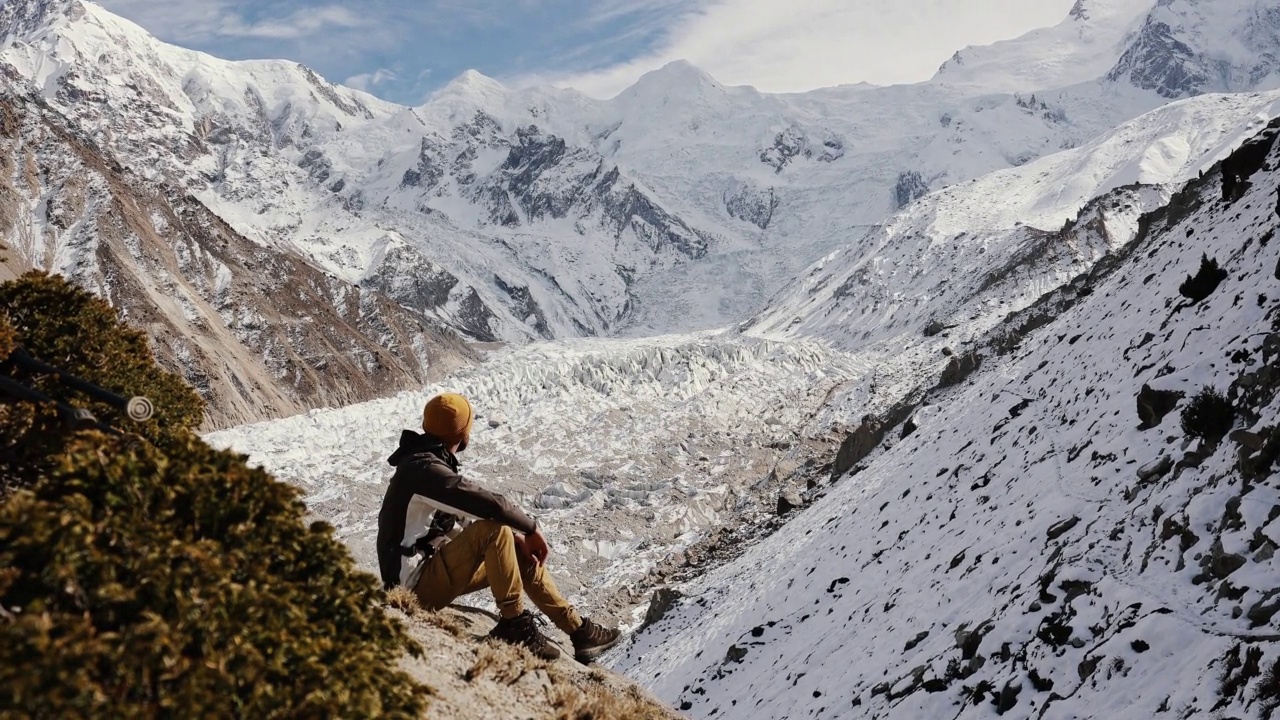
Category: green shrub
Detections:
[
  {"x1": 0, "y1": 271, "x2": 204, "y2": 494},
  {"x1": 1181, "y1": 386, "x2": 1236, "y2": 441},
  {"x1": 0, "y1": 273, "x2": 426, "y2": 718}
]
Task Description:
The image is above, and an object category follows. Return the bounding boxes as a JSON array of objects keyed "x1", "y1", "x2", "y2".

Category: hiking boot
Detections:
[
  {"x1": 489, "y1": 611, "x2": 560, "y2": 660},
  {"x1": 570, "y1": 617, "x2": 622, "y2": 663}
]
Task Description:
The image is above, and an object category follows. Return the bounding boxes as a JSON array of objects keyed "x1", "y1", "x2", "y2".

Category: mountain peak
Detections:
[
  {"x1": 636, "y1": 60, "x2": 719, "y2": 88},
  {"x1": 0, "y1": 0, "x2": 82, "y2": 40},
  {"x1": 442, "y1": 69, "x2": 505, "y2": 94},
  {"x1": 418, "y1": 68, "x2": 510, "y2": 122},
  {"x1": 930, "y1": 0, "x2": 1155, "y2": 92},
  {"x1": 614, "y1": 60, "x2": 726, "y2": 108}
]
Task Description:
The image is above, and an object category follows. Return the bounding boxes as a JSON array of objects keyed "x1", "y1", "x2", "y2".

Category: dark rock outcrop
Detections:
[
  {"x1": 895, "y1": 171, "x2": 930, "y2": 209},
  {"x1": 940, "y1": 352, "x2": 982, "y2": 387},
  {"x1": 1106, "y1": 15, "x2": 1209, "y2": 98},
  {"x1": 832, "y1": 415, "x2": 886, "y2": 480},
  {"x1": 725, "y1": 183, "x2": 780, "y2": 230},
  {"x1": 1136, "y1": 384, "x2": 1184, "y2": 430}
]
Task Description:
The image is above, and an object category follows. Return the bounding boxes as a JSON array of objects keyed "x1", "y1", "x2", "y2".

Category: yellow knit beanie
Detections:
[{"x1": 422, "y1": 393, "x2": 473, "y2": 451}]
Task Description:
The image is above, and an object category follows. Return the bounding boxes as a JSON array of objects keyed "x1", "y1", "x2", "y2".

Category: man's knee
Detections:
[{"x1": 470, "y1": 520, "x2": 515, "y2": 552}]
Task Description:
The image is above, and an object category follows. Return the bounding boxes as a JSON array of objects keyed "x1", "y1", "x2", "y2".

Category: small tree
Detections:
[
  {"x1": 1181, "y1": 386, "x2": 1236, "y2": 441},
  {"x1": 1179, "y1": 254, "x2": 1228, "y2": 303}
]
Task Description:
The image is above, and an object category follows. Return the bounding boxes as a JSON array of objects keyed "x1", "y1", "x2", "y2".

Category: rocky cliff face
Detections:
[
  {"x1": 1107, "y1": 0, "x2": 1280, "y2": 97},
  {"x1": 0, "y1": 89, "x2": 473, "y2": 428}
]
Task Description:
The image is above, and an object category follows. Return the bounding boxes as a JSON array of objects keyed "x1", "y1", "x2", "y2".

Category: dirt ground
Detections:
[{"x1": 387, "y1": 590, "x2": 682, "y2": 720}]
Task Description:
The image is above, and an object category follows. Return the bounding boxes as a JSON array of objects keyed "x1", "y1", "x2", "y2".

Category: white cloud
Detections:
[
  {"x1": 212, "y1": 5, "x2": 367, "y2": 40},
  {"x1": 98, "y1": 0, "x2": 371, "y2": 42},
  {"x1": 344, "y1": 67, "x2": 397, "y2": 92},
  {"x1": 551, "y1": 0, "x2": 1078, "y2": 98},
  {"x1": 96, "y1": 0, "x2": 234, "y2": 41}
]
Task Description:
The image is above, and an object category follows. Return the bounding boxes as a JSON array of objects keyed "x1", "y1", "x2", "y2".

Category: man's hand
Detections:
[{"x1": 516, "y1": 527, "x2": 551, "y2": 566}]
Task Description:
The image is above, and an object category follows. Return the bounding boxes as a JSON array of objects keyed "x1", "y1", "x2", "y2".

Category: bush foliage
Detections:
[
  {"x1": 0, "y1": 271, "x2": 204, "y2": 493},
  {"x1": 1178, "y1": 254, "x2": 1228, "y2": 303},
  {"x1": 0, "y1": 272, "x2": 426, "y2": 717},
  {"x1": 1181, "y1": 386, "x2": 1236, "y2": 441}
]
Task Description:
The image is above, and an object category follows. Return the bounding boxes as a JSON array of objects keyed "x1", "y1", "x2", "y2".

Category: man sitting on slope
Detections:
[{"x1": 377, "y1": 392, "x2": 622, "y2": 662}]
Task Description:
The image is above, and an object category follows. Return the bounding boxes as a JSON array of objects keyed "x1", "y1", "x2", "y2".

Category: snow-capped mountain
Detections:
[
  {"x1": 746, "y1": 90, "x2": 1280, "y2": 363},
  {"x1": 4, "y1": 0, "x2": 1278, "y2": 364},
  {"x1": 0, "y1": 87, "x2": 474, "y2": 428},
  {"x1": 1107, "y1": 0, "x2": 1280, "y2": 97},
  {"x1": 616, "y1": 107, "x2": 1280, "y2": 720}
]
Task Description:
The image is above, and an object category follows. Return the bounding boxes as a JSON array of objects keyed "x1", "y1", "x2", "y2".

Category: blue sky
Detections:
[{"x1": 96, "y1": 0, "x2": 1076, "y2": 104}]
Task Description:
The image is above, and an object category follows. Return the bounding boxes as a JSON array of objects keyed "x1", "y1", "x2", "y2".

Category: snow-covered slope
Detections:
[
  {"x1": 934, "y1": 0, "x2": 1155, "y2": 93},
  {"x1": 613, "y1": 116, "x2": 1280, "y2": 719},
  {"x1": 748, "y1": 91, "x2": 1280, "y2": 354}
]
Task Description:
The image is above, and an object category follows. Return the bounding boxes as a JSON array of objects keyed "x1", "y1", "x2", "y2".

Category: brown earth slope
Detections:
[{"x1": 0, "y1": 89, "x2": 475, "y2": 429}]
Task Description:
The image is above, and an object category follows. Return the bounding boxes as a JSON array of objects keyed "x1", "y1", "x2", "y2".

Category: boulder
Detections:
[
  {"x1": 1230, "y1": 429, "x2": 1265, "y2": 451},
  {"x1": 777, "y1": 489, "x2": 804, "y2": 515},
  {"x1": 768, "y1": 460, "x2": 800, "y2": 484},
  {"x1": 1136, "y1": 385, "x2": 1184, "y2": 430},
  {"x1": 1136, "y1": 456, "x2": 1174, "y2": 482},
  {"x1": 641, "y1": 587, "x2": 683, "y2": 632}
]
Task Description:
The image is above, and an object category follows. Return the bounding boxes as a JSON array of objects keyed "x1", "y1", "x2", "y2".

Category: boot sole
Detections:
[{"x1": 574, "y1": 633, "x2": 624, "y2": 664}]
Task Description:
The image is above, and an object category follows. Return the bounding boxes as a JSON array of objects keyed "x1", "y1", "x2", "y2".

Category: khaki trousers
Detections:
[{"x1": 413, "y1": 519, "x2": 583, "y2": 635}]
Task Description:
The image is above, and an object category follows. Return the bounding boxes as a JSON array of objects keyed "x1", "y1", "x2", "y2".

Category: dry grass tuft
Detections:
[
  {"x1": 385, "y1": 590, "x2": 468, "y2": 638},
  {"x1": 550, "y1": 680, "x2": 677, "y2": 719},
  {"x1": 385, "y1": 587, "x2": 420, "y2": 614},
  {"x1": 423, "y1": 609, "x2": 468, "y2": 638},
  {"x1": 465, "y1": 640, "x2": 550, "y2": 684},
  {"x1": 544, "y1": 663, "x2": 677, "y2": 719}
]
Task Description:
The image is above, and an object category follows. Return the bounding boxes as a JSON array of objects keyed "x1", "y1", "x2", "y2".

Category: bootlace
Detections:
[{"x1": 512, "y1": 611, "x2": 550, "y2": 639}]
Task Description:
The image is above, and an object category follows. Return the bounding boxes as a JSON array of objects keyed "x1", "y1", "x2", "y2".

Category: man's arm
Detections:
[
  {"x1": 410, "y1": 461, "x2": 538, "y2": 535},
  {"x1": 378, "y1": 459, "x2": 542, "y2": 588}
]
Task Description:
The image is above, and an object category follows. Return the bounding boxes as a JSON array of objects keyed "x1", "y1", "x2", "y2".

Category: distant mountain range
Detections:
[{"x1": 0, "y1": 0, "x2": 1276, "y2": 427}]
